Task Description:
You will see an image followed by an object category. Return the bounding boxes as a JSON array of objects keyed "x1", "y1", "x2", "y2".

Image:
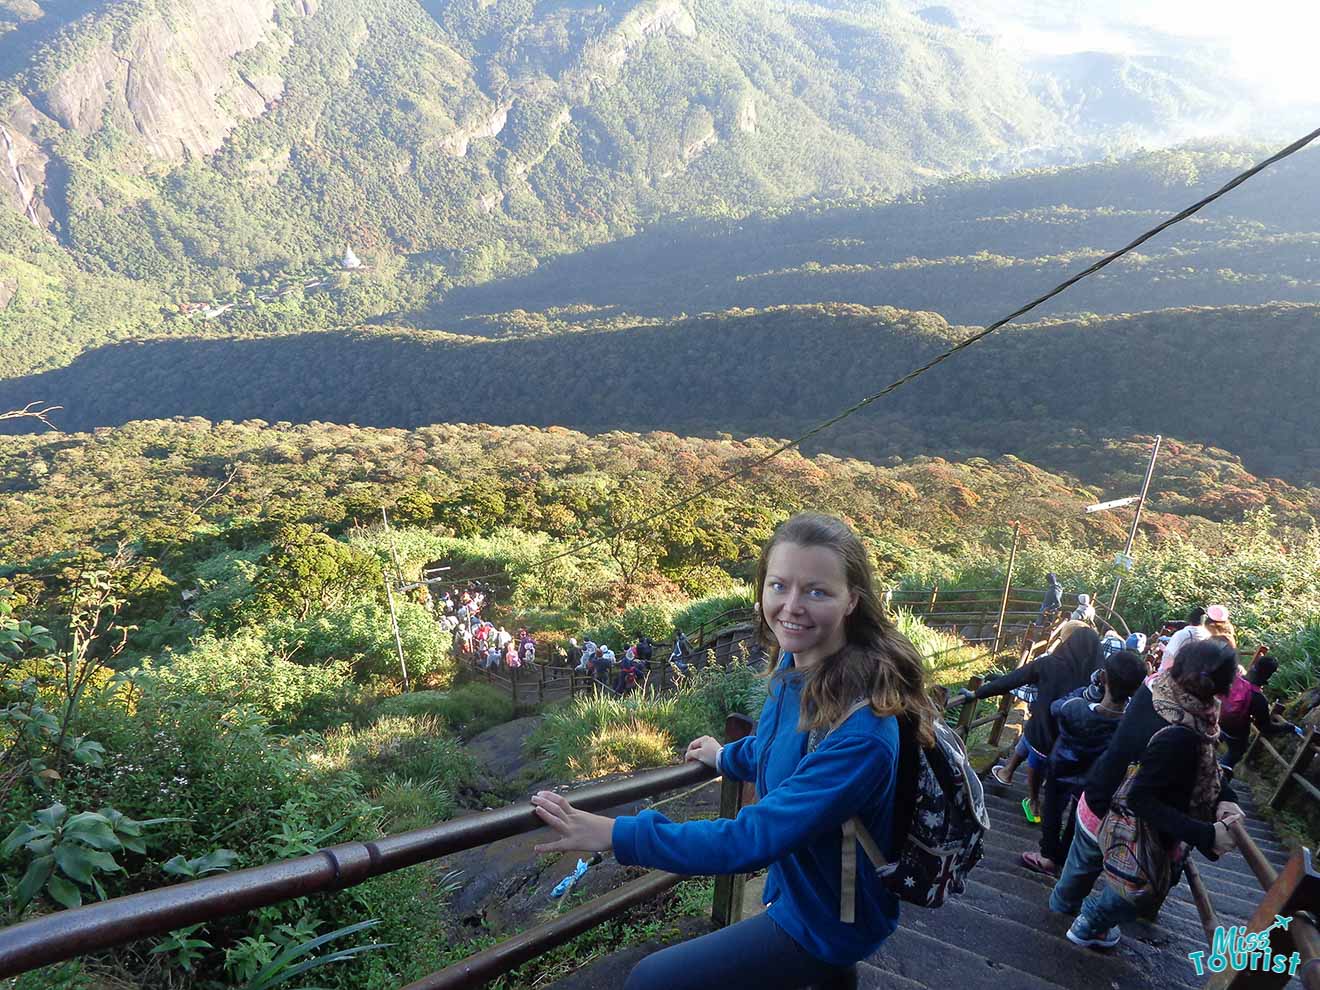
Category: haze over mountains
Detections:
[{"x1": 1, "y1": 0, "x2": 1318, "y2": 505}]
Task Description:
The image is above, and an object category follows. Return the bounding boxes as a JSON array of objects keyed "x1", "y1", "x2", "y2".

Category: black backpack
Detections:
[{"x1": 809, "y1": 706, "x2": 989, "y2": 915}]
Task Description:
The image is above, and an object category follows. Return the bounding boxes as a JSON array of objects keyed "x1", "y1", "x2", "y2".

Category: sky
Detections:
[{"x1": 907, "y1": 0, "x2": 1320, "y2": 138}]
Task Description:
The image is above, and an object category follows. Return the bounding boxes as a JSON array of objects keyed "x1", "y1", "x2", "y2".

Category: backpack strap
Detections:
[{"x1": 808, "y1": 699, "x2": 894, "y2": 924}]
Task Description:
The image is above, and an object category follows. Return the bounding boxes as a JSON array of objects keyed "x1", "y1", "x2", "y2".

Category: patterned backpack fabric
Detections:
[
  {"x1": 810, "y1": 707, "x2": 990, "y2": 916},
  {"x1": 1098, "y1": 724, "x2": 1210, "y2": 906}
]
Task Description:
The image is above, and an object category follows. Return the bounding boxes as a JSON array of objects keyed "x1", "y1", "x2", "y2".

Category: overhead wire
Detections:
[{"x1": 436, "y1": 126, "x2": 1320, "y2": 584}]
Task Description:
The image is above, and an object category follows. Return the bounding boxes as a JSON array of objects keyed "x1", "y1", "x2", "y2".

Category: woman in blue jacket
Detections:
[{"x1": 531, "y1": 513, "x2": 941, "y2": 989}]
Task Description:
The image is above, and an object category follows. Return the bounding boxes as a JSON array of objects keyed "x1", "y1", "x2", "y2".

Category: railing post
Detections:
[
  {"x1": 928, "y1": 584, "x2": 939, "y2": 616},
  {"x1": 712, "y1": 713, "x2": 755, "y2": 928},
  {"x1": 1270, "y1": 727, "x2": 1318, "y2": 811},
  {"x1": 956, "y1": 675, "x2": 983, "y2": 741},
  {"x1": 988, "y1": 623, "x2": 1036, "y2": 747},
  {"x1": 1242, "y1": 701, "x2": 1285, "y2": 766}
]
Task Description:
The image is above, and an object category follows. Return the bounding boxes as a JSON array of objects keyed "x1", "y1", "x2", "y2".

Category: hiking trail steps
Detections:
[{"x1": 546, "y1": 769, "x2": 1297, "y2": 989}]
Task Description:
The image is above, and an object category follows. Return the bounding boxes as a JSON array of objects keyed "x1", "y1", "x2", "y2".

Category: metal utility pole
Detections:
[
  {"x1": 381, "y1": 507, "x2": 404, "y2": 586},
  {"x1": 992, "y1": 521, "x2": 1021, "y2": 656},
  {"x1": 380, "y1": 506, "x2": 410, "y2": 691},
  {"x1": 1108, "y1": 435, "x2": 1162, "y2": 614},
  {"x1": 383, "y1": 568, "x2": 411, "y2": 692}
]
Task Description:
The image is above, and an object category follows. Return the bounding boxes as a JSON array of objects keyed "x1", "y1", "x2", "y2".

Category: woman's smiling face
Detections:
[{"x1": 762, "y1": 541, "x2": 858, "y2": 669}]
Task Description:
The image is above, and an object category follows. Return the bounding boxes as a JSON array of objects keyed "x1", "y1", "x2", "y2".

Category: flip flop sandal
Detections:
[
  {"x1": 1022, "y1": 797, "x2": 1041, "y2": 824},
  {"x1": 991, "y1": 765, "x2": 1013, "y2": 786},
  {"x1": 1021, "y1": 852, "x2": 1058, "y2": 877}
]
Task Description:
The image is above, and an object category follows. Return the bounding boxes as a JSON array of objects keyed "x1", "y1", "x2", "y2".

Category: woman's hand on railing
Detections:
[
  {"x1": 531, "y1": 791, "x2": 615, "y2": 854},
  {"x1": 1212, "y1": 812, "x2": 1246, "y2": 856},
  {"x1": 1215, "y1": 800, "x2": 1244, "y2": 822},
  {"x1": 685, "y1": 736, "x2": 722, "y2": 770},
  {"x1": 946, "y1": 688, "x2": 975, "y2": 708}
]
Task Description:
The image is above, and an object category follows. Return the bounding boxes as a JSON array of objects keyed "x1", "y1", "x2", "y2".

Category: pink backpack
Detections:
[{"x1": 1219, "y1": 674, "x2": 1259, "y2": 735}]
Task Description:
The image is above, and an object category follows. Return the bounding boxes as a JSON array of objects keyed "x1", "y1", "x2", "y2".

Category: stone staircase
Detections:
[{"x1": 550, "y1": 769, "x2": 1297, "y2": 989}]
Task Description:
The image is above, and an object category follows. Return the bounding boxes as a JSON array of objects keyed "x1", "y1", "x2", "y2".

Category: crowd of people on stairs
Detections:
[
  {"x1": 434, "y1": 582, "x2": 719, "y2": 695},
  {"x1": 953, "y1": 597, "x2": 1299, "y2": 952}
]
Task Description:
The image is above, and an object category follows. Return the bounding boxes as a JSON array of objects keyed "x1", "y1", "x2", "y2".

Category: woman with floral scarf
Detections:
[{"x1": 1060, "y1": 638, "x2": 1244, "y2": 949}]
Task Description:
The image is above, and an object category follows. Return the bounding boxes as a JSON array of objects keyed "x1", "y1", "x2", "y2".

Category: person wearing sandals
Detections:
[
  {"x1": 951, "y1": 628, "x2": 1103, "y2": 823},
  {"x1": 1021, "y1": 650, "x2": 1147, "y2": 877},
  {"x1": 1050, "y1": 638, "x2": 1245, "y2": 949}
]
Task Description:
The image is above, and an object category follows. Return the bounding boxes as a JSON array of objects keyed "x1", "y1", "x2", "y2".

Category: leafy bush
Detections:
[
  {"x1": 671, "y1": 588, "x2": 755, "y2": 634},
  {"x1": 133, "y1": 630, "x2": 357, "y2": 730},
  {"x1": 266, "y1": 600, "x2": 454, "y2": 687},
  {"x1": 582, "y1": 603, "x2": 676, "y2": 653},
  {"x1": 371, "y1": 683, "x2": 513, "y2": 738}
]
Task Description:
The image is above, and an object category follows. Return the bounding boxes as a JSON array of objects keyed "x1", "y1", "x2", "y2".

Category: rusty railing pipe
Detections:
[
  {"x1": 0, "y1": 762, "x2": 714, "y2": 979},
  {"x1": 402, "y1": 870, "x2": 686, "y2": 990}
]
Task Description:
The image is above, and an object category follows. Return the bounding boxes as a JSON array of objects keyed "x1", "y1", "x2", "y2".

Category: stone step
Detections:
[
  {"x1": 855, "y1": 961, "x2": 930, "y2": 990},
  {"x1": 949, "y1": 872, "x2": 1207, "y2": 989},
  {"x1": 971, "y1": 845, "x2": 1214, "y2": 944},
  {"x1": 884, "y1": 888, "x2": 1165, "y2": 989},
  {"x1": 868, "y1": 920, "x2": 1073, "y2": 990}
]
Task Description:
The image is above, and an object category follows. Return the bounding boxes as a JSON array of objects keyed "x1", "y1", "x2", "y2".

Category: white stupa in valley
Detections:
[{"x1": 342, "y1": 245, "x2": 362, "y2": 270}]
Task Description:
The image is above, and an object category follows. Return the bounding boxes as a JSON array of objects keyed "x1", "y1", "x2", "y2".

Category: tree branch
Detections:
[{"x1": 1, "y1": 402, "x2": 62, "y2": 431}]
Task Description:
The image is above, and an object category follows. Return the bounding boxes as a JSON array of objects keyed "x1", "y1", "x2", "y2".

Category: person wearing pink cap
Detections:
[{"x1": 1156, "y1": 605, "x2": 1234, "y2": 677}]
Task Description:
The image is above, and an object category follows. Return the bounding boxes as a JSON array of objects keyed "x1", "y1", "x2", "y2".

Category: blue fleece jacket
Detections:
[{"x1": 611, "y1": 655, "x2": 900, "y2": 966}]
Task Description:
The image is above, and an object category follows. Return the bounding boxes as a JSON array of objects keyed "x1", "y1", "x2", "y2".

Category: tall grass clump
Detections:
[
  {"x1": 372, "y1": 683, "x2": 513, "y2": 738},
  {"x1": 1271, "y1": 622, "x2": 1320, "y2": 699},
  {"x1": 531, "y1": 661, "x2": 766, "y2": 780},
  {"x1": 319, "y1": 716, "x2": 476, "y2": 796},
  {"x1": 892, "y1": 609, "x2": 989, "y2": 685}
]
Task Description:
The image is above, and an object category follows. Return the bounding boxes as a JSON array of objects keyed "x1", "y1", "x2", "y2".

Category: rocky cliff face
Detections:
[
  {"x1": 1, "y1": 0, "x2": 305, "y2": 229},
  {"x1": 31, "y1": 0, "x2": 291, "y2": 162}
]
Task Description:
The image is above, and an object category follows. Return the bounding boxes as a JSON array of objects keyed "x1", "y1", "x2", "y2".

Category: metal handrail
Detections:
[{"x1": 0, "y1": 762, "x2": 715, "y2": 979}]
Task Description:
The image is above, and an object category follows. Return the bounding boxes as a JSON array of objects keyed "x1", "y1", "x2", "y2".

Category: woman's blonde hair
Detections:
[
  {"x1": 754, "y1": 513, "x2": 940, "y2": 747},
  {"x1": 1205, "y1": 619, "x2": 1236, "y2": 648},
  {"x1": 1046, "y1": 619, "x2": 1090, "y2": 654}
]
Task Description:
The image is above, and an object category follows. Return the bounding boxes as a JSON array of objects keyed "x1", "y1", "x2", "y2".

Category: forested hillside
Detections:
[
  {"x1": 424, "y1": 146, "x2": 1320, "y2": 329},
  {"x1": 4, "y1": 415, "x2": 1318, "y2": 988},
  {"x1": 6, "y1": 302, "x2": 1317, "y2": 486},
  {"x1": 0, "y1": 0, "x2": 1073, "y2": 377}
]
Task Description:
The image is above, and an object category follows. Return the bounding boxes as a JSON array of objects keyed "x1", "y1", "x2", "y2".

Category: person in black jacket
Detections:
[
  {"x1": 952, "y1": 628, "x2": 1102, "y2": 821},
  {"x1": 1021, "y1": 650, "x2": 1147, "y2": 876},
  {"x1": 1038, "y1": 572, "x2": 1063, "y2": 620},
  {"x1": 1051, "y1": 638, "x2": 1244, "y2": 949}
]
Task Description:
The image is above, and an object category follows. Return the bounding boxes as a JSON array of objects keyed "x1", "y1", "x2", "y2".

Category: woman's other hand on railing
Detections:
[
  {"x1": 685, "y1": 735, "x2": 722, "y2": 770},
  {"x1": 946, "y1": 688, "x2": 975, "y2": 708},
  {"x1": 532, "y1": 791, "x2": 615, "y2": 854}
]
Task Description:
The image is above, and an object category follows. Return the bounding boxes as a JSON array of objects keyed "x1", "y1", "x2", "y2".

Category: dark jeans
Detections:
[
  {"x1": 1039, "y1": 774, "x2": 1076, "y2": 864},
  {"x1": 623, "y1": 913, "x2": 857, "y2": 990},
  {"x1": 1220, "y1": 730, "x2": 1249, "y2": 769}
]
